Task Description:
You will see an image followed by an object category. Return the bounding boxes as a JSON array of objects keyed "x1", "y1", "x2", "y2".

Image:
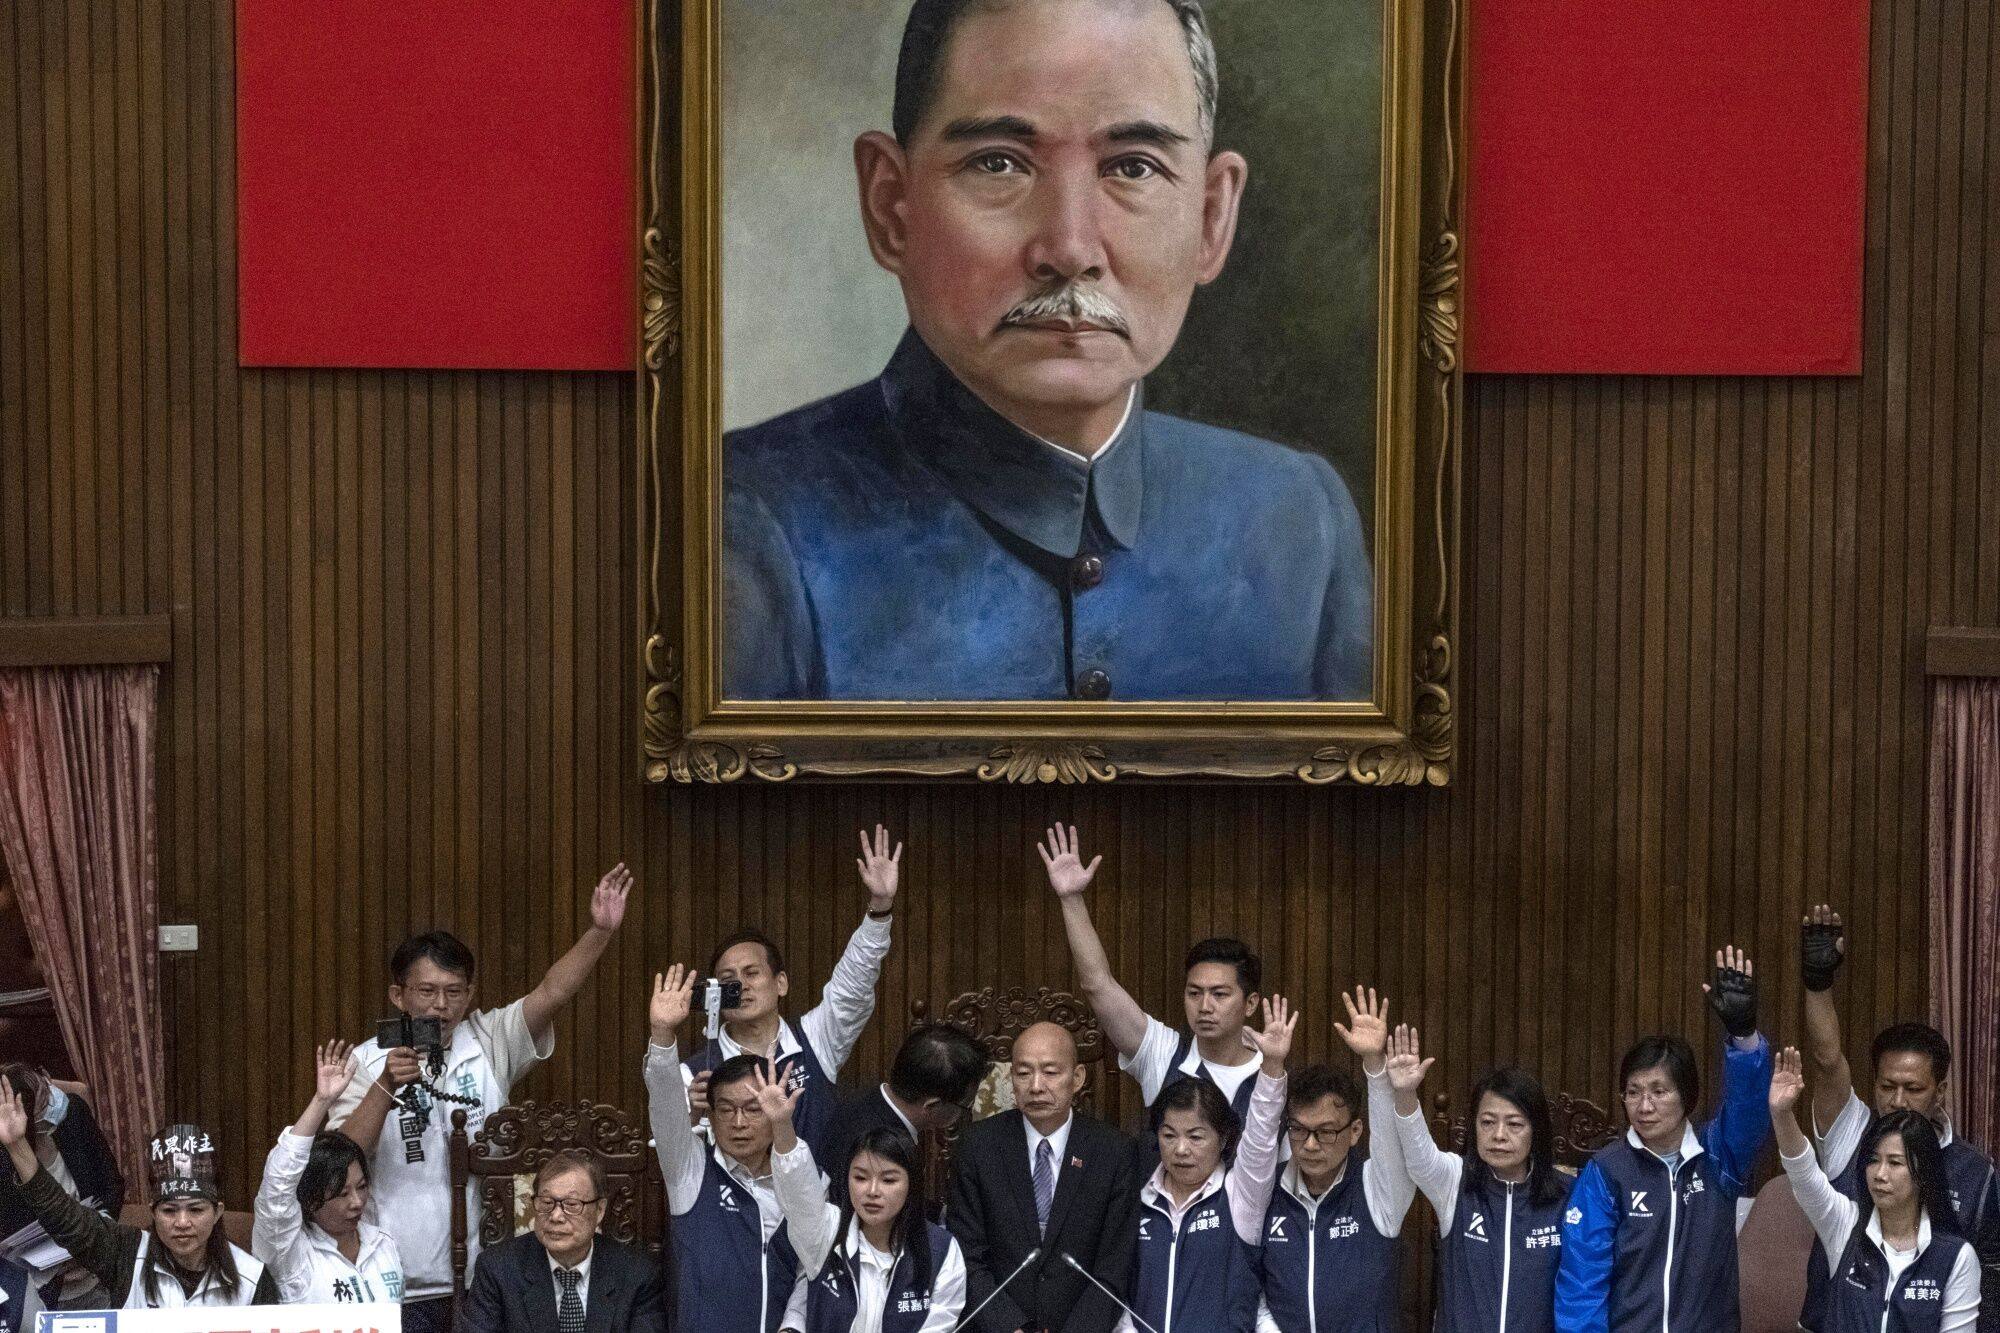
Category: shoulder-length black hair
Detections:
[
  {"x1": 1855, "y1": 1110, "x2": 1957, "y2": 1237},
  {"x1": 141, "y1": 1201, "x2": 240, "y2": 1306},
  {"x1": 297, "y1": 1131, "x2": 369, "y2": 1223},
  {"x1": 1460, "y1": 1066, "x2": 1567, "y2": 1208},
  {"x1": 830, "y1": 1128, "x2": 935, "y2": 1299}
]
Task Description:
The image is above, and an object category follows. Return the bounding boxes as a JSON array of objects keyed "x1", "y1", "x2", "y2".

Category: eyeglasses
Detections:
[
  {"x1": 533, "y1": 1195, "x2": 602, "y2": 1218},
  {"x1": 711, "y1": 1102, "x2": 765, "y2": 1124},
  {"x1": 1621, "y1": 1088, "x2": 1678, "y2": 1107},
  {"x1": 1285, "y1": 1118, "x2": 1354, "y2": 1146},
  {"x1": 406, "y1": 984, "x2": 470, "y2": 1005}
]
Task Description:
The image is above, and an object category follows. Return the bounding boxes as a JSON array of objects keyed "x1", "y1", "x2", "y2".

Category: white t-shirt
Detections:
[
  {"x1": 1121, "y1": 1016, "x2": 1261, "y2": 1106},
  {"x1": 328, "y1": 998, "x2": 553, "y2": 1300}
]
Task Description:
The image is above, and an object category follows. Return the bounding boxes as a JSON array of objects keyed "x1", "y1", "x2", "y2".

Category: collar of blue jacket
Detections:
[{"x1": 878, "y1": 328, "x2": 1145, "y2": 558}]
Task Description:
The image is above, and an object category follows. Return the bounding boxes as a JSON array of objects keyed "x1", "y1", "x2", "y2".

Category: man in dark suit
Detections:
[
  {"x1": 821, "y1": 1022, "x2": 987, "y2": 1208},
  {"x1": 456, "y1": 1149, "x2": 666, "y2": 1333},
  {"x1": 948, "y1": 1022, "x2": 1138, "y2": 1333}
]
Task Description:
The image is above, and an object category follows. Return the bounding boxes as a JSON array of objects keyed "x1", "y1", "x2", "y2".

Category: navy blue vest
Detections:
[
  {"x1": 670, "y1": 1154, "x2": 801, "y2": 1333},
  {"x1": 1585, "y1": 1139, "x2": 1743, "y2": 1332},
  {"x1": 1435, "y1": 1173, "x2": 1573, "y2": 1333},
  {"x1": 1257, "y1": 1153, "x2": 1402, "y2": 1333},
  {"x1": 801, "y1": 1223, "x2": 955, "y2": 1333},
  {"x1": 1148, "y1": 1031, "x2": 1260, "y2": 1132},
  {"x1": 1131, "y1": 1177, "x2": 1263, "y2": 1333},
  {"x1": 1802, "y1": 1136, "x2": 1995, "y2": 1331},
  {"x1": 1820, "y1": 1221, "x2": 1969, "y2": 1333},
  {"x1": 687, "y1": 1026, "x2": 838, "y2": 1157},
  {"x1": 0, "y1": 1259, "x2": 30, "y2": 1333}
]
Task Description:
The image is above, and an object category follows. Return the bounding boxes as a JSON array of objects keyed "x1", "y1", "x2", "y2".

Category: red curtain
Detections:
[
  {"x1": 0, "y1": 666, "x2": 166, "y2": 1190},
  {"x1": 1928, "y1": 676, "x2": 2000, "y2": 1151}
]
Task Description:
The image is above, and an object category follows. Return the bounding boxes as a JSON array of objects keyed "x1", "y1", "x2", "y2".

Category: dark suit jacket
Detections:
[
  {"x1": 455, "y1": 1232, "x2": 667, "y2": 1333},
  {"x1": 820, "y1": 1086, "x2": 920, "y2": 1209},
  {"x1": 947, "y1": 1110, "x2": 1138, "y2": 1333}
]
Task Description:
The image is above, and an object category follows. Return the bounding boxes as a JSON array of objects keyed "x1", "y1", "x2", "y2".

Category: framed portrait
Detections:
[{"x1": 639, "y1": 0, "x2": 1462, "y2": 782}]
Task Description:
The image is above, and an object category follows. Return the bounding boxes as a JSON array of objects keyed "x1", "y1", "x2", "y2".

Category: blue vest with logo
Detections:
[
  {"x1": 1820, "y1": 1220, "x2": 1969, "y2": 1333},
  {"x1": 801, "y1": 1223, "x2": 955, "y2": 1333},
  {"x1": 1148, "y1": 1030, "x2": 1260, "y2": 1132},
  {"x1": 1585, "y1": 1140, "x2": 1743, "y2": 1332},
  {"x1": 671, "y1": 1154, "x2": 801, "y2": 1333},
  {"x1": 1801, "y1": 1136, "x2": 1995, "y2": 1332},
  {"x1": 687, "y1": 1026, "x2": 838, "y2": 1157},
  {"x1": 1436, "y1": 1173, "x2": 1574, "y2": 1333},
  {"x1": 1131, "y1": 1179, "x2": 1263, "y2": 1333},
  {"x1": 1256, "y1": 1152, "x2": 1401, "y2": 1333}
]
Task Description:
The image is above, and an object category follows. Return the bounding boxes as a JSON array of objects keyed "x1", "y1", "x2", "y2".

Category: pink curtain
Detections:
[
  {"x1": 0, "y1": 666, "x2": 166, "y2": 1190},
  {"x1": 1928, "y1": 675, "x2": 2000, "y2": 1151}
]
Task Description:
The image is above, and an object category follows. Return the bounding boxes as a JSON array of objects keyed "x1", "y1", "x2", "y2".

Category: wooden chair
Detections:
[
  {"x1": 906, "y1": 987, "x2": 1104, "y2": 1203},
  {"x1": 1429, "y1": 1090, "x2": 1618, "y2": 1169},
  {"x1": 447, "y1": 1100, "x2": 662, "y2": 1302}
]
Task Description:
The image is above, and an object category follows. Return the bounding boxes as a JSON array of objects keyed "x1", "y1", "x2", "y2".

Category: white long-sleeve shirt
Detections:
[
  {"x1": 646, "y1": 1041, "x2": 793, "y2": 1238},
  {"x1": 771, "y1": 1138, "x2": 966, "y2": 1333},
  {"x1": 1781, "y1": 1143, "x2": 1980, "y2": 1332},
  {"x1": 251, "y1": 1130, "x2": 406, "y2": 1305}
]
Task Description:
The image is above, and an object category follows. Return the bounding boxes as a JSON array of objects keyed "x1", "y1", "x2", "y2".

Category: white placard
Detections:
[{"x1": 39, "y1": 1305, "x2": 401, "y2": 1333}]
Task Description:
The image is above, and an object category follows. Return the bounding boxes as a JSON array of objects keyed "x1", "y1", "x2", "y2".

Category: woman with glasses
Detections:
[
  {"x1": 1554, "y1": 947, "x2": 1774, "y2": 1333},
  {"x1": 252, "y1": 1041, "x2": 404, "y2": 1304},
  {"x1": 758, "y1": 1066, "x2": 965, "y2": 1333},
  {"x1": 1379, "y1": 1025, "x2": 1573, "y2": 1333},
  {"x1": 1254, "y1": 987, "x2": 1415, "y2": 1333}
]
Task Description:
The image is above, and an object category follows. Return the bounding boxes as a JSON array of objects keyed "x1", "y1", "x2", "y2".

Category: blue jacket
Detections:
[
  {"x1": 1257, "y1": 1155, "x2": 1402, "y2": 1333},
  {"x1": 1130, "y1": 1174, "x2": 1264, "y2": 1333},
  {"x1": 1435, "y1": 1173, "x2": 1575, "y2": 1333},
  {"x1": 1820, "y1": 1217, "x2": 1970, "y2": 1333},
  {"x1": 1554, "y1": 1036, "x2": 1773, "y2": 1333},
  {"x1": 722, "y1": 329, "x2": 1373, "y2": 702},
  {"x1": 670, "y1": 1153, "x2": 801, "y2": 1333},
  {"x1": 800, "y1": 1224, "x2": 957, "y2": 1333}
]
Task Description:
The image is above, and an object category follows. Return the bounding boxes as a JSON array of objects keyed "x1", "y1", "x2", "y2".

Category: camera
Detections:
[
  {"x1": 700, "y1": 978, "x2": 743, "y2": 1039},
  {"x1": 376, "y1": 1013, "x2": 445, "y2": 1055}
]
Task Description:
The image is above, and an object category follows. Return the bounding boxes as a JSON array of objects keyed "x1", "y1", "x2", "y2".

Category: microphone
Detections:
[
  {"x1": 953, "y1": 1246, "x2": 1040, "y2": 1332},
  {"x1": 1061, "y1": 1252, "x2": 1163, "y2": 1333}
]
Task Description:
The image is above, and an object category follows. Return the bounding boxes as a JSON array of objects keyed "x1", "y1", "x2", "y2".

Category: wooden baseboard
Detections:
[
  {"x1": 1927, "y1": 626, "x2": 2000, "y2": 678},
  {"x1": 0, "y1": 615, "x2": 173, "y2": 666}
]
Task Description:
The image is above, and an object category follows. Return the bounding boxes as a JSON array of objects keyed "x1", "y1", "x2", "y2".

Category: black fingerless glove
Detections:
[
  {"x1": 1707, "y1": 964, "x2": 1758, "y2": 1038},
  {"x1": 1801, "y1": 920, "x2": 1845, "y2": 992}
]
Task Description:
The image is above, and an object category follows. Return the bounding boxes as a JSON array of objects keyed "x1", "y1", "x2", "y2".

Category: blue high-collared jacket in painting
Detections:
[{"x1": 722, "y1": 330, "x2": 1374, "y2": 702}]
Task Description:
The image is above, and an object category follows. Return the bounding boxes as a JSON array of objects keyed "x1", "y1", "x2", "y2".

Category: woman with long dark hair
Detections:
[
  {"x1": 1381, "y1": 1026, "x2": 1572, "y2": 1332},
  {"x1": 0, "y1": 1064, "x2": 125, "y2": 1308},
  {"x1": 252, "y1": 1040, "x2": 404, "y2": 1304},
  {"x1": 0, "y1": 1081, "x2": 276, "y2": 1308},
  {"x1": 1769, "y1": 1046, "x2": 1979, "y2": 1332},
  {"x1": 759, "y1": 1064, "x2": 965, "y2": 1332}
]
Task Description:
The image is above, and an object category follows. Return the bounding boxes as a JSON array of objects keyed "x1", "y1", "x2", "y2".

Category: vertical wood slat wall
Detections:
[{"x1": 2, "y1": 0, "x2": 1996, "y2": 1246}]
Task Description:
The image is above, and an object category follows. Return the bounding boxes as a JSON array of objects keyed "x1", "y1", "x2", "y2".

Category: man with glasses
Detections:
[
  {"x1": 457, "y1": 1148, "x2": 667, "y2": 1333},
  {"x1": 647, "y1": 966, "x2": 816, "y2": 1333},
  {"x1": 331, "y1": 863, "x2": 636, "y2": 1333},
  {"x1": 1254, "y1": 987, "x2": 1413, "y2": 1333},
  {"x1": 819, "y1": 1022, "x2": 989, "y2": 1209}
]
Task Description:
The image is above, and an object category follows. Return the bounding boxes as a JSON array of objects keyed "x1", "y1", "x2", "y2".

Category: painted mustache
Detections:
[{"x1": 1001, "y1": 282, "x2": 1132, "y2": 337}]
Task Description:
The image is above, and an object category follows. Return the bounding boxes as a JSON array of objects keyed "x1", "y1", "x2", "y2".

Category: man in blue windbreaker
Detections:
[{"x1": 1555, "y1": 946, "x2": 1775, "y2": 1333}]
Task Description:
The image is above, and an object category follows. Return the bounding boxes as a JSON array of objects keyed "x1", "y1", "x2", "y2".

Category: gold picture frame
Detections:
[{"x1": 638, "y1": 0, "x2": 1462, "y2": 784}]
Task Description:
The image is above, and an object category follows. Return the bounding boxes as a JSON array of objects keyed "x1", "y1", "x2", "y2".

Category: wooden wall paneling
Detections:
[{"x1": 3, "y1": 0, "x2": 1997, "y2": 1233}]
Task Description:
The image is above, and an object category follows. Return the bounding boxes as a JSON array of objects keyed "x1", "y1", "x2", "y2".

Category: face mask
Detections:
[{"x1": 40, "y1": 1084, "x2": 69, "y2": 1129}]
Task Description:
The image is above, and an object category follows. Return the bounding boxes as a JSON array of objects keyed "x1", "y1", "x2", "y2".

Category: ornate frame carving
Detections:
[{"x1": 639, "y1": 0, "x2": 1462, "y2": 782}]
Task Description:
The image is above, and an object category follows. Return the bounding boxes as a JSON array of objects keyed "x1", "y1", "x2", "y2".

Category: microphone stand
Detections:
[
  {"x1": 953, "y1": 1247, "x2": 1042, "y2": 1332},
  {"x1": 1061, "y1": 1252, "x2": 1163, "y2": 1333}
]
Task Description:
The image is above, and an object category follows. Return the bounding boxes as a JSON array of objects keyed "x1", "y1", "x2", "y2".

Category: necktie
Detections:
[
  {"x1": 555, "y1": 1267, "x2": 584, "y2": 1333},
  {"x1": 1033, "y1": 1138, "x2": 1055, "y2": 1236}
]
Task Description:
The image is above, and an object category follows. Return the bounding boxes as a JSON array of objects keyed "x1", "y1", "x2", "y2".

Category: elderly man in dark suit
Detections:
[
  {"x1": 456, "y1": 1150, "x2": 666, "y2": 1333},
  {"x1": 947, "y1": 1022, "x2": 1139, "y2": 1333}
]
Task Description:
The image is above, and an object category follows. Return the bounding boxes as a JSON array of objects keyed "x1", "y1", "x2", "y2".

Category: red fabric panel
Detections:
[
  {"x1": 237, "y1": 1, "x2": 635, "y2": 370},
  {"x1": 1465, "y1": 1, "x2": 1869, "y2": 375}
]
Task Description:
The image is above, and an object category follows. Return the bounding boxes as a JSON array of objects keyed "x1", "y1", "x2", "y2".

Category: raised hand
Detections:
[
  {"x1": 1037, "y1": 825, "x2": 1102, "y2": 899},
  {"x1": 1703, "y1": 945, "x2": 1758, "y2": 1039},
  {"x1": 1385, "y1": 1024, "x2": 1434, "y2": 1095},
  {"x1": 856, "y1": 825, "x2": 903, "y2": 910},
  {"x1": 1800, "y1": 905, "x2": 1845, "y2": 993},
  {"x1": 0, "y1": 1079, "x2": 27, "y2": 1147},
  {"x1": 1246, "y1": 993, "x2": 1298, "y2": 1073},
  {"x1": 651, "y1": 965, "x2": 695, "y2": 1041},
  {"x1": 314, "y1": 1040, "x2": 355, "y2": 1101},
  {"x1": 749, "y1": 1061, "x2": 802, "y2": 1126},
  {"x1": 1335, "y1": 985, "x2": 1391, "y2": 1072},
  {"x1": 592, "y1": 863, "x2": 634, "y2": 933},
  {"x1": 1769, "y1": 1046, "x2": 1806, "y2": 1116}
]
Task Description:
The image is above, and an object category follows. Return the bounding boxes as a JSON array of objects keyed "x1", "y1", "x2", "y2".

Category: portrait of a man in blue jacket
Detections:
[{"x1": 722, "y1": 0, "x2": 1375, "y2": 703}]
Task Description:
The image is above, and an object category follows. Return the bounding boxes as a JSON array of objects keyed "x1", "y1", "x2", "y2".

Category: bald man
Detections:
[{"x1": 947, "y1": 1023, "x2": 1140, "y2": 1333}]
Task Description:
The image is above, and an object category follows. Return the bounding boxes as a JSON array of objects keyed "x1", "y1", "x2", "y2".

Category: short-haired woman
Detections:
[{"x1": 253, "y1": 1040, "x2": 404, "y2": 1304}]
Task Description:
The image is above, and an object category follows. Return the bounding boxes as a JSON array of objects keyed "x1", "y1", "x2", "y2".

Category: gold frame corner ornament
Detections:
[{"x1": 638, "y1": 0, "x2": 1463, "y2": 784}]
